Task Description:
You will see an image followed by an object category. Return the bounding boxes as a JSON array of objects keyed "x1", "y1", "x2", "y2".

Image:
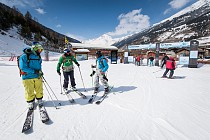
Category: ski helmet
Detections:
[
  {"x1": 31, "y1": 42, "x2": 43, "y2": 52},
  {"x1": 95, "y1": 50, "x2": 102, "y2": 57},
  {"x1": 64, "y1": 48, "x2": 70, "y2": 53}
]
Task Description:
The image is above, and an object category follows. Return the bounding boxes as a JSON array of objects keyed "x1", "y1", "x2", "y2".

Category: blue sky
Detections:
[{"x1": 1, "y1": 0, "x2": 198, "y2": 41}]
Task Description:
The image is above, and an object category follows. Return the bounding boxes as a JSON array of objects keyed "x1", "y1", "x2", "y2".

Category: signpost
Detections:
[
  {"x1": 111, "y1": 50, "x2": 118, "y2": 64},
  {"x1": 124, "y1": 52, "x2": 128, "y2": 64},
  {"x1": 188, "y1": 40, "x2": 199, "y2": 68},
  {"x1": 44, "y1": 44, "x2": 49, "y2": 61},
  {"x1": 155, "y1": 43, "x2": 160, "y2": 66}
]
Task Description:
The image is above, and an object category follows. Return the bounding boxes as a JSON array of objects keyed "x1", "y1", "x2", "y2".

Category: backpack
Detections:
[
  {"x1": 97, "y1": 57, "x2": 108, "y2": 68},
  {"x1": 17, "y1": 48, "x2": 40, "y2": 77}
]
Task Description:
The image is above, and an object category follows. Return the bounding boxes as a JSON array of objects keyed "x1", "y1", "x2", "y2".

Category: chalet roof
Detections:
[
  {"x1": 74, "y1": 49, "x2": 90, "y2": 53},
  {"x1": 70, "y1": 42, "x2": 118, "y2": 50}
]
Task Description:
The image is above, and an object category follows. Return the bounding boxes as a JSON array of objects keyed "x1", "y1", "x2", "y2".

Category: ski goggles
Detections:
[
  {"x1": 32, "y1": 43, "x2": 43, "y2": 52},
  {"x1": 64, "y1": 48, "x2": 70, "y2": 53}
]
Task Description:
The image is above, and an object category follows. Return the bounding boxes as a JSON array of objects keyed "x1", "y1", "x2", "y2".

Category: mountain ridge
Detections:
[{"x1": 113, "y1": 0, "x2": 210, "y2": 49}]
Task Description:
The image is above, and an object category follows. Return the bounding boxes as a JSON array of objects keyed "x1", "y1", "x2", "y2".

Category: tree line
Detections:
[{"x1": 0, "y1": 2, "x2": 80, "y2": 49}]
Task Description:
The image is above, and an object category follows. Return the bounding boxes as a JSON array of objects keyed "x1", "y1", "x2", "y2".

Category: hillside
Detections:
[
  {"x1": 113, "y1": 0, "x2": 210, "y2": 49},
  {"x1": 0, "y1": 2, "x2": 81, "y2": 50}
]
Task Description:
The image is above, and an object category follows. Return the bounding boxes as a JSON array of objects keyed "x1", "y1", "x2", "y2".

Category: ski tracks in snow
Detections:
[
  {"x1": 107, "y1": 66, "x2": 191, "y2": 139},
  {"x1": 0, "y1": 108, "x2": 28, "y2": 136}
]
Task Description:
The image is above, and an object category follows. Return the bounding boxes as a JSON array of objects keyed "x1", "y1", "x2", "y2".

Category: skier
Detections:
[
  {"x1": 161, "y1": 54, "x2": 169, "y2": 69},
  {"x1": 57, "y1": 48, "x2": 80, "y2": 92},
  {"x1": 140, "y1": 55, "x2": 144, "y2": 65},
  {"x1": 148, "y1": 56, "x2": 154, "y2": 66},
  {"x1": 91, "y1": 51, "x2": 110, "y2": 94},
  {"x1": 136, "y1": 55, "x2": 141, "y2": 66},
  {"x1": 19, "y1": 42, "x2": 44, "y2": 110},
  {"x1": 162, "y1": 56, "x2": 176, "y2": 79}
]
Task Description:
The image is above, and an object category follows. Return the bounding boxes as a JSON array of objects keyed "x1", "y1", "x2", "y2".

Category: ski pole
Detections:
[
  {"x1": 78, "y1": 66, "x2": 86, "y2": 91},
  {"x1": 42, "y1": 76, "x2": 61, "y2": 106},
  {"x1": 91, "y1": 67, "x2": 94, "y2": 88},
  {"x1": 42, "y1": 81, "x2": 59, "y2": 109},
  {"x1": 59, "y1": 75, "x2": 63, "y2": 94}
]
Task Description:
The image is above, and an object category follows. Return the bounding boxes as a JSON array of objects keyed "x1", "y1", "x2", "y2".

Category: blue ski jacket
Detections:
[
  {"x1": 19, "y1": 48, "x2": 42, "y2": 80},
  {"x1": 97, "y1": 56, "x2": 109, "y2": 72}
]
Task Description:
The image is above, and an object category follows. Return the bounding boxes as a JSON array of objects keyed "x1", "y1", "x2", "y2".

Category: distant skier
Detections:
[
  {"x1": 19, "y1": 42, "x2": 44, "y2": 110},
  {"x1": 90, "y1": 51, "x2": 110, "y2": 94},
  {"x1": 162, "y1": 56, "x2": 176, "y2": 79},
  {"x1": 148, "y1": 56, "x2": 154, "y2": 66},
  {"x1": 161, "y1": 54, "x2": 169, "y2": 69},
  {"x1": 136, "y1": 55, "x2": 141, "y2": 66},
  {"x1": 57, "y1": 48, "x2": 80, "y2": 92},
  {"x1": 140, "y1": 55, "x2": 144, "y2": 65}
]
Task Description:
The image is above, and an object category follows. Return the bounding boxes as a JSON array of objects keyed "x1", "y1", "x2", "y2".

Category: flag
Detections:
[{"x1": 65, "y1": 36, "x2": 69, "y2": 44}]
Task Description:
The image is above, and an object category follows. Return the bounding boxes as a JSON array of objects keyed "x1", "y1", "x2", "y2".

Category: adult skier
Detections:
[
  {"x1": 91, "y1": 51, "x2": 109, "y2": 94},
  {"x1": 19, "y1": 42, "x2": 44, "y2": 110},
  {"x1": 162, "y1": 56, "x2": 176, "y2": 78},
  {"x1": 57, "y1": 48, "x2": 80, "y2": 92}
]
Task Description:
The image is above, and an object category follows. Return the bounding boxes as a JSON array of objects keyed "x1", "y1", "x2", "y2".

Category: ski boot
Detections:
[
  {"x1": 71, "y1": 86, "x2": 77, "y2": 91},
  {"x1": 104, "y1": 87, "x2": 110, "y2": 95},
  {"x1": 28, "y1": 101, "x2": 35, "y2": 110},
  {"x1": 63, "y1": 88, "x2": 69, "y2": 94},
  {"x1": 37, "y1": 99, "x2": 44, "y2": 107},
  {"x1": 94, "y1": 87, "x2": 99, "y2": 93}
]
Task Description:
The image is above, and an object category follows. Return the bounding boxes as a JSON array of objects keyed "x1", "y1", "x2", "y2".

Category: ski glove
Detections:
[
  {"x1": 103, "y1": 75, "x2": 108, "y2": 81},
  {"x1": 90, "y1": 71, "x2": 96, "y2": 77},
  {"x1": 75, "y1": 62, "x2": 80, "y2": 67},
  {"x1": 57, "y1": 70, "x2": 61, "y2": 76},
  {"x1": 91, "y1": 64, "x2": 96, "y2": 68},
  {"x1": 35, "y1": 70, "x2": 43, "y2": 76}
]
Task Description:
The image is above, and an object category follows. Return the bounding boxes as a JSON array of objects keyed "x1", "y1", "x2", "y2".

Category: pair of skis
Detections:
[
  {"x1": 22, "y1": 104, "x2": 49, "y2": 133},
  {"x1": 88, "y1": 86, "x2": 114, "y2": 104},
  {"x1": 62, "y1": 87, "x2": 87, "y2": 104}
]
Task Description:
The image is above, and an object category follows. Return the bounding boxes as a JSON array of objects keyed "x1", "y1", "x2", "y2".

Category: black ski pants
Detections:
[
  {"x1": 63, "y1": 70, "x2": 76, "y2": 89},
  {"x1": 163, "y1": 68, "x2": 174, "y2": 78}
]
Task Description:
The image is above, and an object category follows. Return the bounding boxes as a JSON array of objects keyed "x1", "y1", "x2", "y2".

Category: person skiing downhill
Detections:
[
  {"x1": 91, "y1": 51, "x2": 110, "y2": 94},
  {"x1": 19, "y1": 42, "x2": 44, "y2": 110},
  {"x1": 57, "y1": 48, "x2": 80, "y2": 92},
  {"x1": 162, "y1": 56, "x2": 176, "y2": 79}
]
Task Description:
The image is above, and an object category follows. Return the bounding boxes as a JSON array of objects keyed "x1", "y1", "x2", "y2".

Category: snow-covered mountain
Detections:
[
  {"x1": 0, "y1": 27, "x2": 27, "y2": 56},
  {"x1": 0, "y1": 27, "x2": 60, "y2": 60},
  {"x1": 84, "y1": 34, "x2": 126, "y2": 46},
  {"x1": 160, "y1": 0, "x2": 210, "y2": 24},
  {"x1": 114, "y1": 0, "x2": 210, "y2": 49}
]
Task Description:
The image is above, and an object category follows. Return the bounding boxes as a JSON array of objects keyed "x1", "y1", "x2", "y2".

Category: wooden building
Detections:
[{"x1": 70, "y1": 43, "x2": 118, "y2": 59}]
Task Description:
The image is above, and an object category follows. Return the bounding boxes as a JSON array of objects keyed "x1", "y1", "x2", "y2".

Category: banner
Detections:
[
  {"x1": 179, "y1": 56, "x2": 189, "y2": 65},
  {"x1": 128, "y1": 42, "x2": 190, "y2": 50}
]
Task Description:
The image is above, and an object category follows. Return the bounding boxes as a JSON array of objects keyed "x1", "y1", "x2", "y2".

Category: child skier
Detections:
[{"x1": 91, "y1": 51, "x2": 110, "y2": 94}]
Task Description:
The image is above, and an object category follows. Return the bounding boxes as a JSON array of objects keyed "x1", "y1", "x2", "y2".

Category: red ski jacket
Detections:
[{"x1": 166, "y1": 60, "x2": 176, "y2": 70}]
